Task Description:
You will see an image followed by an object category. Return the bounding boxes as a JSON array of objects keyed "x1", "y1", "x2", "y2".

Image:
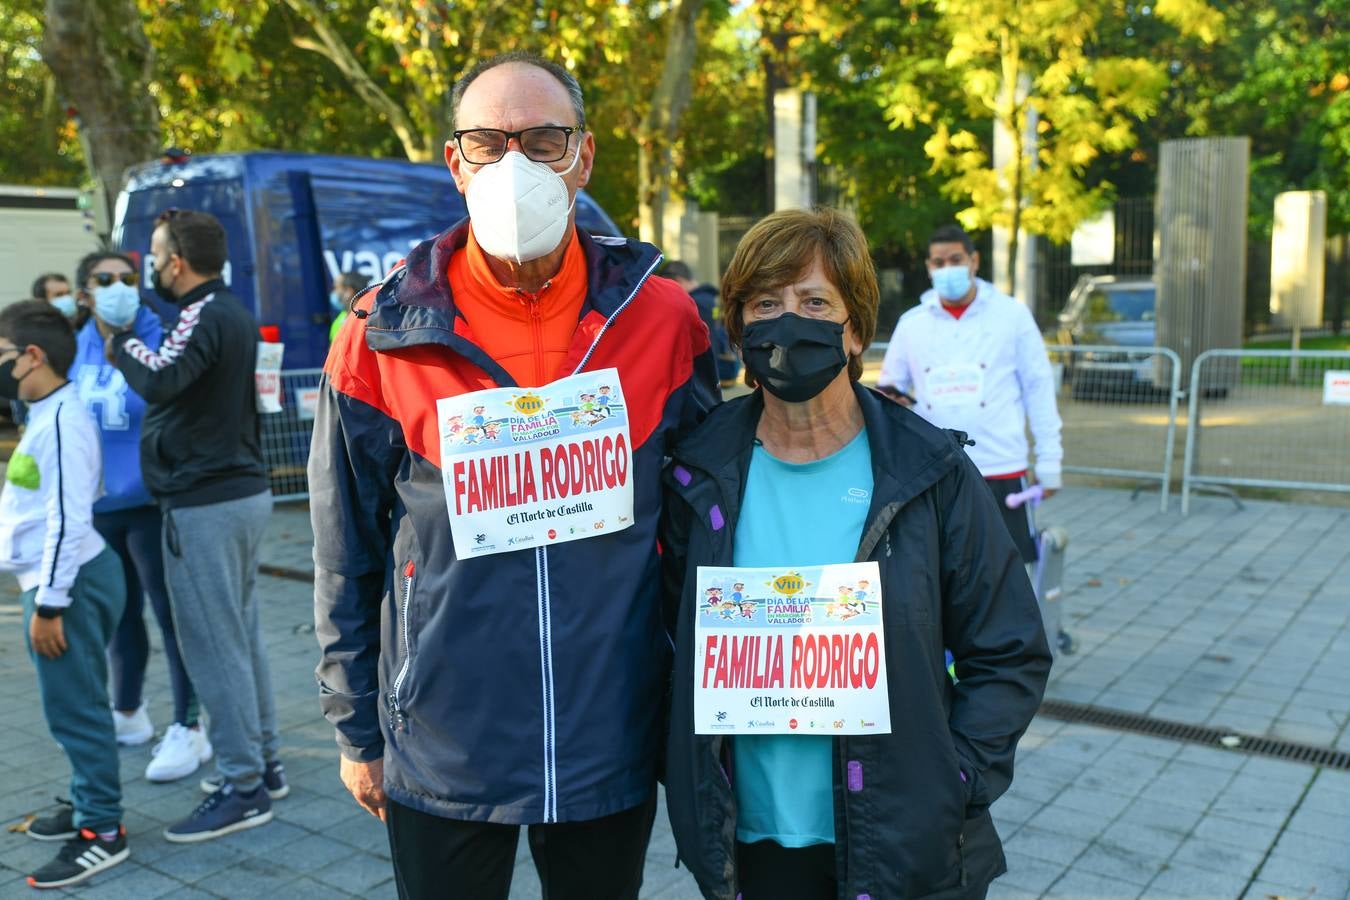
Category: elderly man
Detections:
[{"x1": 309, "y1": 51, "x2": 719, "y2": 899}]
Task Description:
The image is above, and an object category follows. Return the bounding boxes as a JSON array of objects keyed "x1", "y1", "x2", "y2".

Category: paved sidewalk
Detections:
[{"x1": 0, "y1": 487, "x2": 1345, "y2": 898}]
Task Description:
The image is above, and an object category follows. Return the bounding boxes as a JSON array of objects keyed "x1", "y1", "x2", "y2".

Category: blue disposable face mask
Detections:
[
  {"x1": 50, "y1": 294, "x2": 78, "y2": 318},
  {"x1": 931, "y1": 265, "x2": 973, "y2": 302},
  {"x1": 330, "y1": 291, "x2": 345, "y2": 314},
  {"x1": 93, "y1": 281, "x2": 142, "y2": 328}
]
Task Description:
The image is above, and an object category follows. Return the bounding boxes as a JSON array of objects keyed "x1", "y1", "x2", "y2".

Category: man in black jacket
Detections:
[{"x1": 108, "y1": 209, "x2": 284, "y2": 844}]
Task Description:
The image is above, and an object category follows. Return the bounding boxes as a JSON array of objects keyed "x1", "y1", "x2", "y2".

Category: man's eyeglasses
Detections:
[
  {"x1": 452, "y1": 126, "x2": 584, "y2": 166},
  {"x1": 90, "y1": 272, "x2": 139, "y2": 288}
]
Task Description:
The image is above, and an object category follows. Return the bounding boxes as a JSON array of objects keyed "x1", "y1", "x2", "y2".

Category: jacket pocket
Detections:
[{"x1": 387, "y1": 559, "x2": 416, "y2": 735}]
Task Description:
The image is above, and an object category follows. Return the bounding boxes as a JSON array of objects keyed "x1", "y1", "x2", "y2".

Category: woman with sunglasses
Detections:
[{"x1": 70, "y1": 252, "x2": 208, "y2": 783}]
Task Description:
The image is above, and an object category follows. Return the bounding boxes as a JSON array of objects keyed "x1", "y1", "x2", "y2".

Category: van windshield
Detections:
[{"x1": 1085, "y1": 287, "x2": 1155, "y2": 322}]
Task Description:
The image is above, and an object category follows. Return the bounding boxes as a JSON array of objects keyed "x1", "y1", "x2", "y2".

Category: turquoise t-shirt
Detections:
[{"x1": 732, "y1": 428, "x2": 873, "y2": 847}]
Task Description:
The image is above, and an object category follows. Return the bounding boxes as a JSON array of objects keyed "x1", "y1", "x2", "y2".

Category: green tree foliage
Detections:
[
  {"x1": 1193, "y1": 0, "x2": 1348, "y2": 234},
  {"x1": 0, "y1": 0, "x2": 86, "y2": 185},
  {"x1": 886, "y1": 0, "x2": 1222, "y2": 286}
]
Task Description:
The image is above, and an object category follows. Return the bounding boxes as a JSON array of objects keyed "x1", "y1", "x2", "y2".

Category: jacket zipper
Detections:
[
  {"x1": 519, "y1": 292, "x2": 547, "y2": 384},
  {"x1": 536, "y1": 547, "x2": 558, "y2": 822},
  {"x1": 524, "y1": 253, "x2": 658, "y2": 823},
  {"x1": 571, "y1": 253, "x2": 662, "y2": 375},
  {"x1": 389, "y1": 560, "x2": 415, "y2": 733}
]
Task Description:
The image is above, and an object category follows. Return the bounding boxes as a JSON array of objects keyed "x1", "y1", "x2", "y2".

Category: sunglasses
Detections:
[{"x1": 90, "y1": 272, "x2": 139, "y2": 288}]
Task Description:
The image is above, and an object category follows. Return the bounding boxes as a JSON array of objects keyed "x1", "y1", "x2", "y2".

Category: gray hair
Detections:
[{"x1": 451, "y1": 52, "x2": 586, "y2": 130}]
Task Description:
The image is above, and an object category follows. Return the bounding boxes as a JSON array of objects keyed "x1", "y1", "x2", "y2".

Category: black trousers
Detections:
[
  {"x1": 386, "y1": 793, "x2": 656, "y2": 900},
  {"x1": 735, "y1": 839, "x2": 991, "y2": 900},
  {"x1": 736, "y1": 840, "x2": 836, "y2": 900},
  {"x1": 984, "y1": 475, "x2": 1039, "y2": 564}
]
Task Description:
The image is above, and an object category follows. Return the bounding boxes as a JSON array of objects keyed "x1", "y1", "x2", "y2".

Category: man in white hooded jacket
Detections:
[{"x1": 878, "y1": 224, "x2": 1063, "y2": 564}]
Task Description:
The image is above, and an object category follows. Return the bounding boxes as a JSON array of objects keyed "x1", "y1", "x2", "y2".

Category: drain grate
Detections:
[{"x1": 1038, "y1": 698, "x2": 1350, "y2": 771}]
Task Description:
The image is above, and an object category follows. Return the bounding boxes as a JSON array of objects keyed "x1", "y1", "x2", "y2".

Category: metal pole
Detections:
[
  {"x1": 1160, "y1": 348, "x2": 1182, "y2": 513},
  {"x1": 1180, "y1": 351, "x2": 1210, "y2": 516}
]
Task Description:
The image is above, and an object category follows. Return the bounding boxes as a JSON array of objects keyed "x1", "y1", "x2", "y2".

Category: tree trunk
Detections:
[
  {"x1": 41, "y1": 0, "x2": 161, "y2": 236},
  {"x1": 637, "y1": 0, "x2": 706, "y2": 248}
]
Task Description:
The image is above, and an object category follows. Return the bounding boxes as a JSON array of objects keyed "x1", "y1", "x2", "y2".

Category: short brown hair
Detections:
[
  {"x1": 0, "y1": 300, "x2": 76, "y2": 374},
  {"x1": 156, "y1": 208, "x2": 227, "y2": 276},
  {"x1": 722, "y1": 207, "x2": 878, "y2": 384}
]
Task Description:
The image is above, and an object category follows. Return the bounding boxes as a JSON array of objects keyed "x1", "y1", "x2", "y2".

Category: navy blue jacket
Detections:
[
  {"x1": 660, "y1": 385, "x2": 1051, "y2": 898},
  {"x1": 309, "y1": 222, "x2": 719, "y2": 824}
]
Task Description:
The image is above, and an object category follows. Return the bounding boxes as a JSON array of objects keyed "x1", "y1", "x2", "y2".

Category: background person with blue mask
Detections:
[
  {"x1": 329, "y1": 271, "x2": 371, "y2": 343},
  {"x1": 72, "y1": 251, "x2": 209, "y2": 784},
  {"x1": 877, "y1": 224, "x2": 1063, "y2": 567}
]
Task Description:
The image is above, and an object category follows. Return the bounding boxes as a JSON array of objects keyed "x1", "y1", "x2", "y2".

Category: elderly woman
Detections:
[{"x1": 660, "y1": 208, "x2": 1051, "y2": 900}]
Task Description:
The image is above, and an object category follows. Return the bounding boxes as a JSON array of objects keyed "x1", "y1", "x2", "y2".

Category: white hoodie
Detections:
[
  {"x1": 878, "y1": 279, "x2": 1063, "y2": 488},
  {"x1": 0, "y1": 383, "x2": 105, "y2": 607}
]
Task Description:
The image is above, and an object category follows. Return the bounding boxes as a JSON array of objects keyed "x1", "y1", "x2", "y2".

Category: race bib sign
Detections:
[
  {"x1": 694, "y1": 562, "x2": 891, "y2": 736},
  {"x1": 926, "y1": 363, "x2": 984, "y2": 408},
  {"x1": 255, "y1": 342, "x2": 285, "y2": 414},
  {"x1": 437, "y1": 368, "x2": 634, "y2": 558},
  {"x1": 1324, "y1": 371, "x2": 1350, "y2": 406}
]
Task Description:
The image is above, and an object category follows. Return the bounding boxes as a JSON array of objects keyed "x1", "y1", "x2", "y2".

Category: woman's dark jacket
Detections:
[{"x1": 660, "y1": 384, "x2": 1052, "y2": 899}]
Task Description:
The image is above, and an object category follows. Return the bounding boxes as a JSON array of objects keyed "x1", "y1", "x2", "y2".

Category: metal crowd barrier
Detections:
[
  {"x1": 1044, "y1": 345, "x2": 1182, "y2": 513},
  {"x1": 260, "y1": 368, "x2": 324, "y2": 502},
  {"x1": 1181, "y1": 349, "x2": 1350, "y2": 514}
]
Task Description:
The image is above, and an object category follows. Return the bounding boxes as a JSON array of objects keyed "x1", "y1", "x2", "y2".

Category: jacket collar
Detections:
[
  {"x1": 359, "y1": 220, "x2": 663, "y2": 384},
  {"x1": 670, "y1": 382, "x2": 965, "y2": 516},
  {"x1": 173, "y1": 277, "x2": 226, "y2": 308},
  {"x1": 366, "y1": 220, "x2": 662, "y2": 331}
]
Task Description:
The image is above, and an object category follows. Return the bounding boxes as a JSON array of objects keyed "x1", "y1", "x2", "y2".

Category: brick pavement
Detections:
[{"x1": 0, "y1": 487, "x2": 1345, "y2": 898}]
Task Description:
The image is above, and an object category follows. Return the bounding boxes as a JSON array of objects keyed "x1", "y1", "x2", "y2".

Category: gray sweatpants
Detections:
[{"x1": 162, "y1": 490, "x2": 279, "y2": 792}]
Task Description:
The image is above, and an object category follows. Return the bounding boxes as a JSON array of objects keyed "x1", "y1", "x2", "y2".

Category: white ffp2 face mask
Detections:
[{"x1": 465, "y1": 149, "x2": 581, "y2": 265}]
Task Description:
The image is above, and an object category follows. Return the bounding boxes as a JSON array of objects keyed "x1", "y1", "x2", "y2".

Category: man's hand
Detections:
[
  {"x1": 340, "y1": 755, "x2": 387, "y2": 821},
  {"x1": 1040, "y1": 488, "x2": 1058, "y2": 500},
  {"x1": 30, "y1": 615, "x2": 67, "y2": 659}
]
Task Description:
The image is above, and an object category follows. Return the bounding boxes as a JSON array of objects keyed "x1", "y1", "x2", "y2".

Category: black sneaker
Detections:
[
  {"x1": 26, "y1": 800, "x2": 75, "y2": 842},
  {"x1": 164, "y1": 783, "x2": 272, "y2": 843},
  {"x1": 27, "y1": 827, "x2": 128, "y2": 888},
  {"x1": 199, "y1": 759, "x2": 289, "y2": 800}
]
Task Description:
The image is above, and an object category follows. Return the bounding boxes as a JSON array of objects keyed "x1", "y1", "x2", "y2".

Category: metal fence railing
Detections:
[
  {"x1": 1046, "y1": 345, "x2": 1182, "y2": 512},
  {"x1": 1181, "y1": 350, "x2": 1350, "y2": 513},
  {"x1": 260, "y1": 368, "x2": 324, "y2": 502}
]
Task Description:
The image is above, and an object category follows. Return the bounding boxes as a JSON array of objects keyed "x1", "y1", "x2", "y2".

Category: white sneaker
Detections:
[
  {"x1": 145, "y1": 723, "x2": 214, "y2": 782},
  {"x1": 112, "y1": 704, "x2": 154, "y2": 746}
]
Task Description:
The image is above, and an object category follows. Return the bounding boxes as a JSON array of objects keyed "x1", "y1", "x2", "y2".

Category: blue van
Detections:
[{"x1": 113, "y1": 152, "x2": 622, "y2": 370}]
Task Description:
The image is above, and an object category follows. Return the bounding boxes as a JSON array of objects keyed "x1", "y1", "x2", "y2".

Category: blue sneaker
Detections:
[
  {"x1": 199, "y1": 759, "x2": 288, "y2": 799},
  {"x1": 164, "y1": 783, "x2": 272, "y2": 843}
]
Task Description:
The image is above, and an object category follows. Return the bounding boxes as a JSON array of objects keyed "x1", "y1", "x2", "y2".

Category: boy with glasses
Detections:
[{"x1": 0, "y1": 301, "x2": 129, "y2": 888}]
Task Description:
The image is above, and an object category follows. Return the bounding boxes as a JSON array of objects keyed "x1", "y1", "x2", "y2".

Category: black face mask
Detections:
[
  {"x1": 0, "y1": 356, "x2": 32, "y2": 402},
  {"x1": 151, "y1": 265, "x2": 177, "y2": 303},
  {"x1": 741, "y1": 313, "x2": 848, "y2": 403}
]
